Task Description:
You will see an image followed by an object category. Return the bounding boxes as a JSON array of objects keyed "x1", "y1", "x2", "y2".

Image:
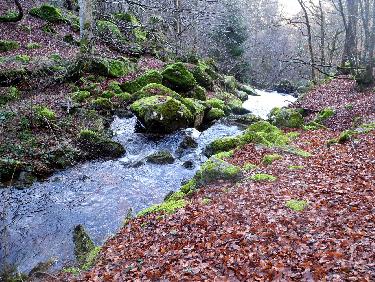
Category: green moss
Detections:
[
  {"x1": 79, "y1": 129, "x2": 99, "y2": 141},
  {"x1": 15, "y1": 55, "x2": 31, "y2": 64},
  {"x1": 0, "y1": 86, "x2": 20, "y2": 105},
  {"x1": 206, "y1": 108, "x2": 225, "y2": 121},
  {"x1": 205, "y1": 137, "x2": 240, "y2": 157},
  {"x1": 288, "y1": 165, "x2": 304, "y2": 170},
  {"x1": 29, "y1": 4, "x2": 65, "y2": 23},
  {"x1": 108, "y1": 81, "x2": 122, "y2": 94},
  {"x1": 133, "y1": 27, "x2": 147, "y2": 42},
  {"x1": 50, "y1": 53, "x2": 62, "y2": 62},
  {"x1": 0, "y1": 40, "x2": 20, "y2": 52},
  {"x1": 121, "y1": 70, "x2": 163, "y2": 94},
  {"x1": 0, "y1": 158, "x2": 23, "y2": 182},
  {"x1": 115, "y1": 12, "x2": 140, "y2": 24},
  {"x1": 138, "y1": 191, "x2": 186, "y2": 217},
  {"x1": 26, "y1": 42, "x2": 42, "y2": 50},
  {"x1": 207, "y1": 98, "x2": 225, "y2": 110},
  {"x1": 71, "y1": 91, "x2": 91, "y2": 103},
  {"x1": 162, "y1": 62, "x2": 197, "y2": 92},
  {"x1": 286, "y1": 132, "x2": 301, "y2": 140},
  {"x1": 224, "y1": 76, "x2": 238, "y2": 92},
  {"x1": 180, "y1": 179, "x2": 197, "y2": 194},
  {"x1": 92, "y1": 97, "x2": 113, "y2": 110},
  {"x1": 194, "y1": 157, "x2": 241, "y2": 187},
  {"x1": 115, "y1": 92, "x2": 132, "y2": 102},
  {"x1": 262, "y1": 154, "x2": 283, "y2": 165},
  {"x1": 243, "y1": 162, "x2": 257, "y2": 172},
  {"x1": 283, "y1": 146, "x2": 312, "y2": 158},
  {"x1": 192, "y1": 61, "x2": 213, "y2": 89},
  {"x1": 135, "y1": 83, "x2": 178, "y2": 100},
  {"x1": 285, "y1": 199, "x2": 308, "y2": 212},
  {"x1": 130, "y1": 95, "x2": 193, "y2": 133},
  {"x1": 240, "y1": 121, "x2": 289, "y2": 147},
  {"x1": 315, "y1": 108, "x2": 335, "y2": 123},
  {"x1": 268, "y1": 107, "x2": 304, "y2": 128},
  {"x1": 73, "y1": 225, "x2": 95, "y2": 266},
  {"x1": 91, "y1": 58, "x2": 128, "y2": 78},
  {"x1": 202, "y1": 198, "x2": 212, "y2": 205},
  {"x1": 34, "y1": 106, "x2": 56, "y2": 121},
  {"x1": 97, "y1": 20, "x2": 124, "y2": 41},
  {"x1": 81, "y1": 246, "x2": 101, "y2": 271},
  {"x1": 213, "y1": 150, "x2": 234, "y2": 160},
  {"x1": 303, "y1": 121, "x2": 326, "y2": 131},
  {"x1": 101, "y1": 90, "x2": 115, "y2": 99},
  {"x1": 250, "y1": 173, "x2": 277, "y2": 182},
  {"x1": 186, "y1": 85, "x2": 207, "y2": 101}
]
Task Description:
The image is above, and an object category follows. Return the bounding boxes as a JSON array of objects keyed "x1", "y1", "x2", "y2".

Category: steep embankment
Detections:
[{"x1": 66, "y1": 78, "x2": 375, "y2": 281}]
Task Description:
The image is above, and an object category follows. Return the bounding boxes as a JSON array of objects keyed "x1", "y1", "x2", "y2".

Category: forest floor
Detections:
[{"x1": 53, "y1": 80, "x2": 375, "y2": 281}]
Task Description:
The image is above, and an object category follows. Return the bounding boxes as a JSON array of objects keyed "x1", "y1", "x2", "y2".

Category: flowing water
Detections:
[{"x1": 0, "y1": 89, "x2": 296, "y2": 273}]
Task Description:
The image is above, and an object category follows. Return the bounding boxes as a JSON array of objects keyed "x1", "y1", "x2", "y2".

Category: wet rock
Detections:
[
  {"x1": 273, "y1": 80, "x2": 296, "y2": 94},
  {"x1": 268, "y1": 107, "x2": 304, "y2": 128},
  {"x1": 205, "y1": 136, "x2": 240, "y2": 157},
  {"x1": 182, "y1": 161, "x2": 195, "y2": 170},
  {"x1": 73, "y1": 225, "x2": 95, "y2": 266},
  {"x1": 146, "y1": 150, "x2": 175, "y2": 165}
]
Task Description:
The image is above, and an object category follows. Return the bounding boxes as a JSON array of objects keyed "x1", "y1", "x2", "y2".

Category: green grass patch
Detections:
[
  {"x1": 285, "y1": 199, "x2": 308, "y2": 211},
  {"x1": 242, "y1": 162, "x2": 257, "y2": 172},
  {"x1": 137, "y1": 191, "x2": 186, "y2": 217},
  {"x1": 288, "y1": 165, "x2": 304, "y2": 170},
  {"x1": 262, "y1": 154, "x2": 283, "y2": 165},
  {"x1": 250, "y1": 173, "x2": 277, "y2": 182}
]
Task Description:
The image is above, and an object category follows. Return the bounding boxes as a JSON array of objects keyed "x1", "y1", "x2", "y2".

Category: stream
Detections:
[{"x1": 0, "y1": 89, "x2": 296, "y2": 273}]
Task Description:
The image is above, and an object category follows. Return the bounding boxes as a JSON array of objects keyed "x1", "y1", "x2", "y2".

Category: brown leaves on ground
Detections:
[{"x1": 48, "y1": 80, "x2": 375, "y2": 281}]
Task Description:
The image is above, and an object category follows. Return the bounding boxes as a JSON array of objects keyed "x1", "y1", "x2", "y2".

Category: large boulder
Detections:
[
  {"x1": 29, "y1": 4, "x2": 65, "y2": 23},
  {"x1": 146, "y1": 151, "x2": 175, "y2": 164},
  {"x1": 130, "y1": 95, "x2": 193, "y2": 134},
  {"x1": 162, "y1": 62, "x2": 197, "y2": 92},
  {"x1": 90, "y1": 58, "x2": 129, "y2": 78},
  {"x1": 182, "y1": 98, "x2": 207, "y2": 128},
  {"x1": 121, "y1": 70, "x2": 163, "y2": 94},
  {"x1": 268, "y1": 107, "x2": 304, "y2": 128},
  {"x1": 273, "y1": 80, "x2": 295, "y2": 94}
]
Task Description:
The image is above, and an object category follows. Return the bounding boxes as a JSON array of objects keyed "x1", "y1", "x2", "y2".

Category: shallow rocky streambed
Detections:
[{"x1": 0, "y1": 89, "x2": 296, "y2": 273}]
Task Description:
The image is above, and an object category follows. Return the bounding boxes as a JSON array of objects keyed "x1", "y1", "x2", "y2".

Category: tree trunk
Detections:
[
  {"x1": 342, "y1": 0, "x2": 359, "y2": 66},
  {"x1": 297, "y1": 0, "x2": 316, "y2": 81},
  {"x1": 0, "y1": 0, "x2": 23, "y2": 23},
  {"x1": 79, "y1": 0, "x2": 94, "y2": 56}
]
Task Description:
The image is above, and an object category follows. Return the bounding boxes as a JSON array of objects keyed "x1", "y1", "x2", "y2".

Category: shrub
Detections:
[
  {"x1": 35, "y1": 106, "x2": 56, "y2": 121},
  {"x1": 0, "y1": 40, "x2": 20, "y2": 52},
  {"x1": 29, "y1": 4, "x2": 65, "y2": 23}
]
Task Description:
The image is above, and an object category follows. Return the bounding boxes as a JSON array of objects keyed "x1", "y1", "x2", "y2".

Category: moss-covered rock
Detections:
[
  {"x1": 0, "y1": 158, "x2": 23, "y2": 182},
  {"x1": 223, "y1": 76, "x2": 238, "y2": 93},
  {"x1": 250, "y1": 173, "x2": 277, "y2": 182},
  {"x1": 29, "y1": 4, "x2": 65, "y2": 23},
  {"x1": 134, "y1": 83, "x2": 179, "y2": 100},
  {"x1": 205, "y1": 108, "x2": 225, "y2": 122},
  {"x1": 146, "y1": 150, "x2": 175, "y2": 164},
  {"x1": 240, "y1": 121, "x2": 289, "y2": 147},
  {"x1": 194, "y1": 157, "x2": 242, "y2": 187},
  {"x1": 192, "y1": 61, "x2": 214, "y2": 90},
  {"x1": 91, "y1": 58, "x2": 129, "y2": 78},
  {"x1": 34, "y1": 106, "x2": 56, "y2": 122},
  {"x1": 121, "y1": 70, "x2": 163, "y2": 94},
  {"x1": 205, "y1": 136, "x2": 240, "y2": 157},
  {"x1": 73, "y1": 225, "x2": 95, "y2": 266},
  {"x1": 0, "y1": 40, "x2": 20, "y2": 52},
  {"x1": 315, "y1": 108, "x2": 335, "y2": 123},
  {"x1": 15, "y1": 55, "x2": 31, "y2": 64},
  {"x1": 71, "y1": 90, "x2": 91, "y2": 103},
  {"x1": 96, "y1": 20, "x2": 124, "y2": 42},
  {"x1": 137, "y1": 191, "x2": 186, "y2": 216},
  {"x1": 268, "y1": 107, "x2": 304, "y2": 128},
  {"x1": 162, "y1": 62, "x2": 197, "y2": 92},
  {"x1": 130, "y1": 95, "x2": 193, "y2": 134},
  {"x1": 182, "y1": 98, "x2": 207, "y2": 127},
  {"x1": 185, "y1": 85, "x2": 206, "y2": 101},
  {"x1": 78, "y1": 130, "x2": 125, "y2": 159},
  {"x1": 92, "y1": 97, "x2": 113, "y2": 110},
  {"x1": 262, "y1": 154, "x2": 283, "y2": 165},
  {"x1": 206, "y1": 98, "x2": 225, "y2": 110},
  {"x1": 273, "y1": 80, "x2": 295, "y2": 94}
]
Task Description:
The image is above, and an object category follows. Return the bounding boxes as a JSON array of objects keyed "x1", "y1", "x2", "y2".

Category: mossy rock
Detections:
[
  {"x1": 92, "y1": 97, "x2": 113, "y2": 110},
  {"x1": 96, "y1": 20, "x2": 124, "y2": 42},
  {"x1": 108, "y1": 81, "x2": 122, "y2": 94},
  {"x1": 34, "y1": 106, "x2": 56, "y2": 122},
  {"x1": 268, "y1": 107, "x2": 304, "y2": 128},
  {"x1": 192, "y1": 61, "x2": 213, "y2": 90},
  {"x1": 224, "y1": 76, "x2": 238, "y2": 92},
  {"x1": 262, "y1": 154, "x2": 283, "y2": 165},
  {"x1": 134, "y1": 83, "x2": 179, "y2": 100},
  {"x1": 91, "y1": 58, "x2": 129, "y2": 78},
  {"x1": 206, "y1": 108, "x2": 225, "y2": 122},
  {"x1": 206, "y1": 98, "x2": 225, "y2": 110},
  {"x1": 146, "y1": 150, "x2": 175, "y2": 164},
  {"x1": 73, "y1": 225, "x2": 95, "y2": 266},
  {"x1": 0, "y1": 68, "x2": 27, "y2": 86},
  {"x1": 114, "y1": 12, "x2": 140, "y2": 25},
  {"x1": 237, "y1": 84, "x2": 257, "y2": 97},
  {"x1": 162, "y1": 62, "x2": 197, "y2": 92},
  {"x1": 71, "y1": 91, "x2": 91, "y2": 103},
  {"x1": 315, "y1": 108, "x2": 335, "y2": 123},
  {"x1": 78, "y1": 130, "x2": 125, "y2": 159},
  {"x1": 240, "y1": 121, "x2": 289, "y2": 147},
  {"x1": 0, "y1": 40, "x2": 20, "y2": 52},
  {"x1": 130, "y1": 95, "x2": 193, "y2": 134},
  {"x1": 0, "y1": 158, "x2": 24, "y2": 182},
  {"x1": 186, "y1": 85, "x2": 206, "y2": 101},
  {"x1": 194, "y1": 157, "x2": 242, "y2": 187},
  {"x1": 137, "y1": 191, "x2": 186, "y2": 217},
  {"x1": 273, "y1": 80, "x2": 295, "y2": 94},
  {"x1": 205, "y1": 136, "x2": 240, "y2": 157},
  {"x1": 29, "y1": 4, "x2": 65, "y2": 23},
  {"x1": 121, "y1": 70, "x2": 163, "y2": 94},
  {"x1": 182, "y1": 98, "x2": 207, "y2": 128}
]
